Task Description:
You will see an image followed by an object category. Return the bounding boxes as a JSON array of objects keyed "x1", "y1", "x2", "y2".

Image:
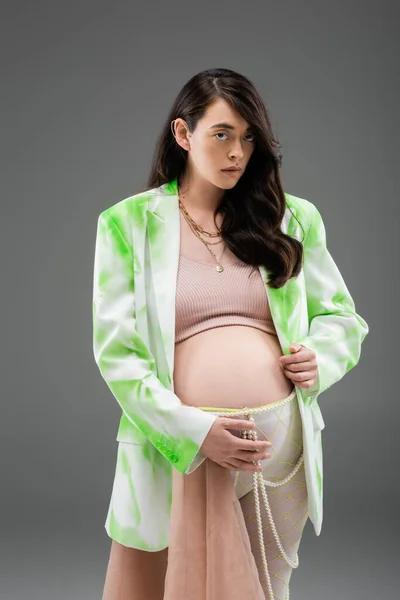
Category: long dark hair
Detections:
[{"x1": 143, "y1": 67, "x2": 306, "y2": 289}]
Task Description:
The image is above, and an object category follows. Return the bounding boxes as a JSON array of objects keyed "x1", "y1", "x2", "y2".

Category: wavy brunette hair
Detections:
[{"x1": 143, "y1": 67, "x2": 306, "y2": 289}]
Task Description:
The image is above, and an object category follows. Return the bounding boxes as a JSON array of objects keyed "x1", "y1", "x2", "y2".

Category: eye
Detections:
[{"x1": 214, "y1": 132, "x2": 255, "y2": 142}]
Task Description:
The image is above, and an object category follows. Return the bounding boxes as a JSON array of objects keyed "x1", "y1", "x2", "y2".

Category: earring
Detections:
[{"x1": 171, "y1": 120, "x2": 177, "y2": 140}]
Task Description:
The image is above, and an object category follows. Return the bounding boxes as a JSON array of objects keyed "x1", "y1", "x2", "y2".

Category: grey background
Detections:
[{"x1": 1, "y1": 1, "x2": 398, "y2": 598}]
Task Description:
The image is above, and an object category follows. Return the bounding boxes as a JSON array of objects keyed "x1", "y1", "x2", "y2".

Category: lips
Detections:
[{"x1": 222, "y1": 168, "x2": 241, "y2": 172}]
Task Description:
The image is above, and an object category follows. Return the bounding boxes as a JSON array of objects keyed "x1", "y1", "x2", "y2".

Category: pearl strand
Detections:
[
  {"x1": 204, "y1": 388, "x2": 302, "y2": 600},
  {"x1": 208, "y1": 388, "x2": 297, "y2": 418}
]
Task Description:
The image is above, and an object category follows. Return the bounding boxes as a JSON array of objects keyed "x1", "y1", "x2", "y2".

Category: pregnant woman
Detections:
[{"x1": 92, "y1": 68, "x2": 369, "y2": 599}]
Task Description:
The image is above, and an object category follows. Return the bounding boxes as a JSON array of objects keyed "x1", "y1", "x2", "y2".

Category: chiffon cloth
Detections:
[{"x1": 163, "y1": 446, "x2": 266, "y2": 600}]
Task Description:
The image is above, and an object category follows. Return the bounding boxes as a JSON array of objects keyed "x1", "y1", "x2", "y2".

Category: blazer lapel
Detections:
[
  {"x1": 146, "y1": 178, "x2": 302, "y2": 381},
  {"x1": 146, "y1": 183, "x2": 181, "y2": 381}
]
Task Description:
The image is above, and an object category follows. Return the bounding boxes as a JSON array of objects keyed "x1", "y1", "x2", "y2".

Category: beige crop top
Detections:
[{"x1": 175, "y1": 253, "x2": 278, "y2": 343}]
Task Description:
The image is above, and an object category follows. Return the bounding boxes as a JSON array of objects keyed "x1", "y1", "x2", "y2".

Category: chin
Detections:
[
  {"x1": 217, "y1": 173, "x2": 241, "y2": 188},
  {"x1": 222, "y1": 179, "x2": 240, "y2": 189},
  {"x1": 204, "y1": 171, "x2": 241, "y2": 190},
  {"x1": 215, "y1": 182, "x2": 235, "y2": 191}
]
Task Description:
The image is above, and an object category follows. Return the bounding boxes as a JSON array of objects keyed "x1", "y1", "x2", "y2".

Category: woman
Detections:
[{"x1": 92, "y1": 68, "x2": 369, "y2": 599}]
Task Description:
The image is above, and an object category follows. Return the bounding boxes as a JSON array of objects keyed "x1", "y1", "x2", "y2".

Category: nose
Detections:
[{"x1": 229, "y1": 140, "x2": 245, "y2": 160}]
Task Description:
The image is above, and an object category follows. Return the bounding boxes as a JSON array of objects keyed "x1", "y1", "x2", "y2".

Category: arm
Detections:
[
  {"x1": 92, "y1": 210, "x2": 217, "y2": 474},
  {"x1": 296, "y1": 203, "x2": 369, "y2": 397}
]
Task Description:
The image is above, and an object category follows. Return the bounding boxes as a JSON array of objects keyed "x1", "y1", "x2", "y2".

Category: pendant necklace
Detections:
[{"x1": 178, "y1": 188, "x2": 227, "y2": 272}]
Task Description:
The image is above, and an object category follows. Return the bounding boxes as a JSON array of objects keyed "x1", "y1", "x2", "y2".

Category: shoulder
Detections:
[
  {"x1": 285, "y1": 192, "x2": 326, "y2": 249},
  {"x1": 96, "y1": 184, "x2": 162, "y2": 240},
  {"x1": 284, "y1": 191, "x2": 318, "y2": 221},
  {"x1": 100, "y1": 185, "x2": 159, "y2": 224},
  {"x1": 284, "y1": 191, "x2": 320, "y2": 244}
]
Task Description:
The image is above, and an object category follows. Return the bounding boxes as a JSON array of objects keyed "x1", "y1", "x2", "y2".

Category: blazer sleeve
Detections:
[
  {"x1": 92, "y1": 210, "x2": 218, "y2": 475},
  {"x1": 295, "y1": 203, "x2": 369, "y2": 398}
]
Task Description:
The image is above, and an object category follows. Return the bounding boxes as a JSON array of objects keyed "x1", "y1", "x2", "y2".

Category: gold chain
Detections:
[
  {"x1": 183, "y1": 210, "x2": 228, "y2": 264},
  {"x1": 178, "y1": 195, "x2": 221, "y2": 239},
  {"x1": 179, "y1": 200, "x2": 222, "y2": 247},
  {"x1": 178, "y1": 188, "x2": 227, "y2": 272}
]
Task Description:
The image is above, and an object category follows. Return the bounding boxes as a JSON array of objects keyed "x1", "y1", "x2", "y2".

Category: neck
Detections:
[{"x1": 178, "y1": 173, "x2": 225, "y2": 215}]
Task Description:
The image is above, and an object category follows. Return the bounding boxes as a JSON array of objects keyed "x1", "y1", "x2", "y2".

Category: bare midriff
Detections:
[{"x1": 173, "y1": 325, "x2": 295, "y2": 410}]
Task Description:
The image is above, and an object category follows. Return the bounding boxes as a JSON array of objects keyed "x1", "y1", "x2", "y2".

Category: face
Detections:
[{"x1": 173, "y1": 97, "x2": 256, "y2": 189}]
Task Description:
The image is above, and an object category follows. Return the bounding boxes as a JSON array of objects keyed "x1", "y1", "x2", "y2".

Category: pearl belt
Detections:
[{"x1": 199, "y1": 387, "x2": 303, "y2": 600}]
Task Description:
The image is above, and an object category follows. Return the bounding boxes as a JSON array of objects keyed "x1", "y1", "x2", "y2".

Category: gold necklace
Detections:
[
  {"x1": 178, "y1": 190, "x2": 227, "y2": 272},
  {"x1": 178, "y1": 193, "x2": 221, "y2": 239},
  {"x1": 182, "y1": 210, "x2": 228, "y2": 271},
  {"x1": 179, "y1": 199, "x2": 222, "y2": 247}
]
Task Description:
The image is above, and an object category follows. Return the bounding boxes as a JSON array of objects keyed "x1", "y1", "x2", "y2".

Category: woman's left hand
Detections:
[{"x1": 279, "y1": 343, "x2": 319, "y2": 390}]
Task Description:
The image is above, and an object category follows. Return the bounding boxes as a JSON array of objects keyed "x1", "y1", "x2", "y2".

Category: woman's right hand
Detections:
[{"x1": 200, "y1": 417, "x2": 272, "y2": 472}]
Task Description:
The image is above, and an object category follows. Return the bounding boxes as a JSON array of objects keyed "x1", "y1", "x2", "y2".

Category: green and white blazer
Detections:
[{"x1": 92, "y1": 177, "x2": 369, "y2": 550}]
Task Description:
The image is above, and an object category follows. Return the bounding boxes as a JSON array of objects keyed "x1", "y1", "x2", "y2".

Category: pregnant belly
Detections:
[{"x1": 173, "y1": 325, "x2": 295, "y2": 409}]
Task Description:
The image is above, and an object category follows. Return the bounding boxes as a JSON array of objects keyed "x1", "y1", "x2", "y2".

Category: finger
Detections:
[
  {"x1": 280, "y1": 349, "x2": 314, "y2": 364},
  {"x1": 224, "y1": 459, "x2": 264, "y2": 472},
  {"x1": 237, "y1": 449, "x2": 271, "y2": 462},
  {"x1": 303, "y1": 380, "x2": 317, "y2": 389},
  {"x1": 299, "y1": 378, "x2": 317, "y2": 389},
  {"x1": 283, "y1": 369, "x2": 316, "y2": 383},
  {"x1": 221, "y1": 418, "x2": 256, "y2": 430},
  {"x1": 283, "y1": 359, "x2": 315, "y2": 372},
  {"x1": 281, "y1": 354, "x2": 313, "y2": 367},
  {"x1": 237, "y1": 437, "x2": 272, "y2": 451}
]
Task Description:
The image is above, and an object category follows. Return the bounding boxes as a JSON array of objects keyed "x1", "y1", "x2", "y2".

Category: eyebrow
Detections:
[{"x1": 209, "y1": 122, "x2": 252, "y2": 131}]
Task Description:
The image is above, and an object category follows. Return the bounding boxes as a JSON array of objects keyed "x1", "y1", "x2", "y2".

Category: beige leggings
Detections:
[
  {"x1": 229, "y1": 390, "x2": 309, "y2": 599},
  {"x1": 102, "y1": 391, "x2": 308, "y2": 600},
  {"x1": 101, "y1": 541, "x2": 168, "y2": 600}
]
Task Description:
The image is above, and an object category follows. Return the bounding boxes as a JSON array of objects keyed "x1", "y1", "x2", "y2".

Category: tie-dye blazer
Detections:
[{"x1": 92, "y1": 177, "x2": 369, "y2": 550}]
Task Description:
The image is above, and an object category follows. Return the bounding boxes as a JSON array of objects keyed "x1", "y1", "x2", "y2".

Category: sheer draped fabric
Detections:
[
  {"x1": 163, "y1": 393, "x2": 308, "y2": 600},
  {"x1": 163, "y1": 457, "x2": 266, "y2": 599}
]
